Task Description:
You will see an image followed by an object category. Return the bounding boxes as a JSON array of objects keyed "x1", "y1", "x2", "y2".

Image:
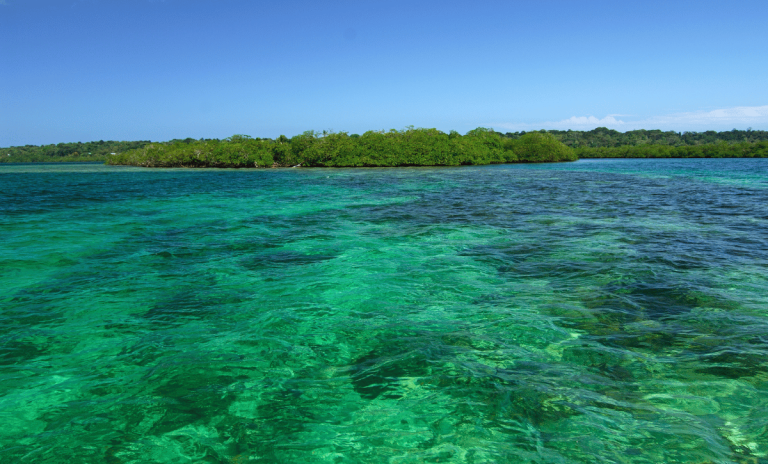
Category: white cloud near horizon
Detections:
[{"x1": 495, "y1": 105, "x2": 768, "y2": 132}]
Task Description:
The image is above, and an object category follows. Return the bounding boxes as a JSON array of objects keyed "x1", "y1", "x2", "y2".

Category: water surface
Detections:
[{"x1": 1, "y1": 159, "x2": 767, "y2": 463}]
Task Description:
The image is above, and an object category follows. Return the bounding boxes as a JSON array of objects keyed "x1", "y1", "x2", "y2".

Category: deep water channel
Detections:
[{"x1": 1, "y1": 159, "x2": 767, "y2": 463}]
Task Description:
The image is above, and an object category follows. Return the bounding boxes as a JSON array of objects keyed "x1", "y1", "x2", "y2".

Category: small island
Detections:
[
  {"x1": 105, "y1": 128, "x2": 577, "y2": 168},
  {"x1": 3, "y1": 127, "x2": 767, "y2": 166}
]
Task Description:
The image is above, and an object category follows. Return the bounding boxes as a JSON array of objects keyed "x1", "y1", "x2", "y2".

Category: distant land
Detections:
[{"x1": 2, "y1": 127, "x2": 767, "y2": 166}]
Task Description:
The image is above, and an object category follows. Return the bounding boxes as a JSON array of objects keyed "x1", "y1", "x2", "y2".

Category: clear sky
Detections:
[{"x1": 2, "y1": 0, "x2": 767, "y2": 146}]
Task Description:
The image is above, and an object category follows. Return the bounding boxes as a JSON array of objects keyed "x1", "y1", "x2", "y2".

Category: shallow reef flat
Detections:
[{"x1": 1, "y1": 159, "x2": 767, "y2": 463}]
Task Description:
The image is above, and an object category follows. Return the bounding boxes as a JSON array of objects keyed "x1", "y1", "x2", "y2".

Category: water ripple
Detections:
[{"x1": 1, "y1": 160, "x2": 767, "y2": 463}]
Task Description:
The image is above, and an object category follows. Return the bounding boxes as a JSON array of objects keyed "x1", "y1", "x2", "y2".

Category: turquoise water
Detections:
[{"x1": 1, "y1": 159, "x2": 767, "y2": 463}]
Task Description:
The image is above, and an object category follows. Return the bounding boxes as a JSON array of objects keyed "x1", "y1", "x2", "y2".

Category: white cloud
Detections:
[
  {"x1": 494, "y1": 115, "x2": 626, "y2": 132},
  {"x1": 644, "y1": 105, "x2": 768, "y2": 128},
  {"x1": 494, "y1": 105, "x2": 768, "y2": 132}
]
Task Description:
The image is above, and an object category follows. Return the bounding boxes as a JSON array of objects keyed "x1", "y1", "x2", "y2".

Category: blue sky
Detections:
[{"x1": 1, "y1": 0, "x2": 767, "y2": 146}]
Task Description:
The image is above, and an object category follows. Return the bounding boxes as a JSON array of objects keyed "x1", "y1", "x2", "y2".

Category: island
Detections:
[
  {"x1": 3, "y1": 127, "x2": 767, "y2": 166},
  {"x1": 104, "y1": 128, "x2": 576, "y2": 168}
]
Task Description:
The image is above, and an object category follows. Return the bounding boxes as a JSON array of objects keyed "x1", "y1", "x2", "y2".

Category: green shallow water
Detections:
[{"x1": 1, "y1": 159, "x2": 767, "y2": 463}]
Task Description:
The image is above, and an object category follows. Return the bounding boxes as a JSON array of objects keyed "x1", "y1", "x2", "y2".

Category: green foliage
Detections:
[
  {"x1": 0, "y1": 140, "x2": 152, "y2": 163},
  {"x1": 295, "y1": 127, "x2": 512, "y2": 167},
  {"x1": 510, "y1": 131, "x2": 577, "y2": 162},
  {"x1": 14, "y1": 127, "x2": 767, "y2": 168},
  {"x1": 106, "y1": 127, "x2": 564, "y2": 168},
  {"x1": 285, "y1": 131, "x2": 318, "y2": 166},
  {"x1": 108, "y1": 138, "x2": 275, "y2": 167},
  {"x1": 502, "y1": 127, "x2": 768, "y2": 148},
  {"x1": 575, "y1": 140, "x2": 768, "y2": 159}
]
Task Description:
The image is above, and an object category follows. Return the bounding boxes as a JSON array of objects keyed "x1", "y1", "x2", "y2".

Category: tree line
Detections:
[
  {"x1": 105, "y1": 128, "x2": 577, "y2": 168},
  {"x1": 574, "y1": 140, "x2": 768, "y2": 159},
  {"x1": 3, "y1": 127, "x2": 767, "y2": 165},
  {"x1": 502, "y1": 127, "x2": 768, "y2": 148},
  {"x1": 0, "y1": 140, "x2": 152, "y2": 163}
]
